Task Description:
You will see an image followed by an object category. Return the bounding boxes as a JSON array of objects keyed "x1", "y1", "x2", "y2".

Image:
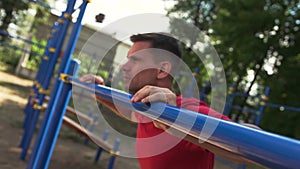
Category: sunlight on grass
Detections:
[{"x1": 0, "y1": 62, "x2": 10, "y2": 71}]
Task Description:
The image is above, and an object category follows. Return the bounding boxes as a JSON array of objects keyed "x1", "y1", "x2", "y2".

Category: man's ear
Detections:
[{"x1": 157, "y1": 61, "x2": 172, "y2": 79}]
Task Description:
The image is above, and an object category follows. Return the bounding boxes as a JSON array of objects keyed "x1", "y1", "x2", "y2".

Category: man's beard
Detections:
[
  {"x1": 127, "y1": 81, "x2": 156, "y2": 94},
  {"x1": 128, "y1": 86, "x2": 140, "y2": 94}
]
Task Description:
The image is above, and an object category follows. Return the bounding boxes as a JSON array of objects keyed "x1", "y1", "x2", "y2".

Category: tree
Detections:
[
  {"x1": 0, "y1": 0, "x2": 29, "y2": 32},
  {"x1": 166, "y1": 0, "x2": 220, "y2": 96},
  {"x1": 166, "y1": 0, "x2": 300, "y2": 138},
  {"x1": 0, "y1": 0, "x2": 52, "y2": 68}
]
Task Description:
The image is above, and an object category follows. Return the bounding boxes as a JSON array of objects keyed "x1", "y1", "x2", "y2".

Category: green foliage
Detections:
[
  {"x1": 167, "y1": 0, "x2": 300, "y2": 138},
  {"x1": 0, "y1": 41, "x2": 23, "y2": 67},
  {"x1": 29, "y1": 0, "x2": 51, "y2": 33},
  {"x1": 25, "y1": 36, "x2": 47, "y2": 70},
  {"x1": 73, "y1": 42, "x2": 119, "y2": 87},
  {"x1": 261, "y1": 53, "x2": 300, "y2": 139},
  {"x1": 0, "y1": 0, "x2": 51, "y2": 69},
  {"x1": 168, "y1": 0, "x2": 217, "y2": 32},
  {"x1": 0, "y1": 0, "x2": 30, "y2": 32}
]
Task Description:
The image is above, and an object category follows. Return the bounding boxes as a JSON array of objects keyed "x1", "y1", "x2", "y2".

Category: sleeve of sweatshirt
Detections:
[{"x1": 177, "y1": 96, "x2": 231, "y2": 121}]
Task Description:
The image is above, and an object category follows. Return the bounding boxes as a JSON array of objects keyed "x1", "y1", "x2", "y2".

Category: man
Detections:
[{"x1": 80, "y1": 33, "x2": 231, "y2": 169}]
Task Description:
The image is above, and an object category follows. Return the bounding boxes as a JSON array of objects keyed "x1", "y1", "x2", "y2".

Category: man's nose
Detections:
[{"x1": 121, "y1": 61, "x2": 130, "y2": 71}]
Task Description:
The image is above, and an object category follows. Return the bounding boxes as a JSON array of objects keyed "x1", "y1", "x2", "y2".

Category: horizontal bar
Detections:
[
  {"x1": 62, "y1": 116, "x2": 113, "y2": 151},
  {"x1": 266, "y1": 103, "x2": 300, "y2": 112},
  {"x1": 0, "y1": 41, "x2": 43, "y2": 57},
  {"x1": 0, "y1": 30, "x2": 46, "y2": 48},
  {"x1": 231, "y1": 105, "x2": 258, "y2": 114},
  {"x1": 231, "y1": 92, "x2": 259, "y2": 99},
  {"x1": 69, "y1": 77, "x2": 300, "y2": 169}
]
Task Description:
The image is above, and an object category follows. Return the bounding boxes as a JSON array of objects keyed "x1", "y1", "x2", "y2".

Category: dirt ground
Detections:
[
  {"x1": 0, "y1": 70, "x2": 139, "y2": 169},
  {"x1": 0, "y1": 69, "x2": 264, "y2": 169}
]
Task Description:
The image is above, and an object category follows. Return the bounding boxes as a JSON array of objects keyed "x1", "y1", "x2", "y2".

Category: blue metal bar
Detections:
[
  {"x1": 21, "y1": 0, "x2": 76, "y2": 157},
  {"x1": 84, "y1": 116, "x2": 100, "y2": 144},
  {"x1": 0, "y1": 41, "x2": 44, "y2": 57},
  {"x1": 69, "y1": 78, "x2": 300, "y2": 169},
  {"x1": 231, "y1": 92, "x2": 259, "y2": 99},
  {"x1": 26, "y1": 59, "x2": 80, "y2": 169},
  {"x1": 83, "y1": 109, "x2": 93, "y2": 129},
  {"x1": 94, "y1": 130, "x2": 110, "y2": 163},
  {"x1": 0, "y1": 30, "x2": 46, "y2": 48},
  {"x1": 230, "y1": 105, "x2": 257, "y2": 114},
  {"x1": 200, "y1": 81, "x2": 209, "y2": 101},
  {"x1": 255, "y1": 87, "x2": 270, "y2": 125},
  {"x1": 84, "y1": 109, "x2": 95, "y2": 145},
  {"x1": 237, "y1": 164, "x2": 247, "y2": 169},
  {"x1": 223, "y1": 84, "x2": 236, "y2": 116},
  {"x1": 20, "y1": 0, "x2": 76, "y2": 159},
  {"x1": 26, "y1": 1, "x2": 88, "y2": 168},
  {"x1": 266, "y1": 103, "x2": 300, "y2": 112},
  {"x1": 30, "y1": 0, "x2": 52, "y2": 9},
  {"x1": 108, "y1": 139, "x2": 120, "y2": 169},
  {"x1": 15, "y1": 22, "x2": 59, "y2": 124},
  {"x1": 22, "y1": 15, "x2": 63, "y2": 122},
  {"x1": 185, "y1": 67, "x2": 199, "y2": 97},
  {"x1": 20, "y1": 18, "x2": 61, "y2": 154},
  {"x1": 30, "y1": 0, "x2": 63, "y2": 14}
]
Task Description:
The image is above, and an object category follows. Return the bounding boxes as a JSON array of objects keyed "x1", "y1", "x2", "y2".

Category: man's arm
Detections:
[
  {"x1": 131, "y1": 85, "x2": 260, "y2": 164},
  {"x1": 80, "y1": 74, "x2": 136, "y2": 122},
  {"x1": 94, "y1": 95, "x2": 137, "y2": 122}
]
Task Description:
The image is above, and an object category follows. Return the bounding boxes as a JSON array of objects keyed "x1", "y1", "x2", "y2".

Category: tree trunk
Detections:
[{"x1": 234, "y1": 56, "x2": 265, "y2": 122}]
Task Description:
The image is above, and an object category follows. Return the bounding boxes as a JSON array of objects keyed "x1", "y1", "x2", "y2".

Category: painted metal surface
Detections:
[{"x1": 70, "y1": 78, "x2": 300, "y2": 169}]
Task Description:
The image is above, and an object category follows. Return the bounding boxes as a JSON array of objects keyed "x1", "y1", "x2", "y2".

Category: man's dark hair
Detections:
[{"x1": 130, "y1": 33, "x2": 182, "y2": 59}]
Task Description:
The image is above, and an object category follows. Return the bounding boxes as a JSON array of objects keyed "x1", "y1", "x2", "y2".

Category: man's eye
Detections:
[{"x1": 131, "y1": 57, "x2": 138, "y2": 62}]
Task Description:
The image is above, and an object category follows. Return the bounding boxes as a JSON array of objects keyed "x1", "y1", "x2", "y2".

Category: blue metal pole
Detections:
[
  {"x1": 21, "y1": 16, "x2": 65, "y2": 151},
  {"x1": 84, "y1": 109, "x2": 94, "y2": 129},
  {"x1": 84, "y1": 112, "x2": 100, "y2": 144},
  {"x1": 237, "y1": 164, "x2": 247, "y2": 169},
  {"x1": 22, "y1": 1, "x2": 72, "y2": 131},
  {"x1": 22, "y1": 19, "x2": 60, "y2": 128},
  {"x1": 185, "y1": 67, "x2": 199, "y2": 98},
  {"x1": 69, "y1": 78, "x2": 300, "y2": 169},
  {"x1": 265, "y1": 103, "x2": 300, "y2": 112},
  {"x1": 223, "y1": 83, "x2": 236, "y2": 116},
  {"x1": 94, "y1": 130, "x2": 110, "y2": 163},
  {"x1": 23, "y1": 0, "x2": 74, "y2": 120},
  {"x1": 20, "y1": 22, "x2": 60, "y2": 147},
  {"x1": 19, "y1": 0, "x2": 77, "y2": 159},
  {"x1": 27, "y1": 1, "x2": 89, "y2": 168},
  {"x1": 200, "y1": 81, "x2": 209, "y2": 101},
  {"x1": 255, "y1": 87, "x2": 270, "y2": 125},
  {"x1": 108, "y1": 139, "x2": 120, "y2": 169},
  {"x1": 84, "y1": 109, "x2": 94, "y2": 144},
  {"x1": 26, "y1": 59, "x2": 80, "y2": 169}
]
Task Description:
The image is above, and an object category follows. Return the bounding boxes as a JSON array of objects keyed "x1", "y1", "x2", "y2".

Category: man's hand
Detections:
[
  {"x1": 131, "y1": 85, "x2": 177, "y2": 130},
  {"x1": 241, "y1": 123, "x2": 262, "y2": 130},
  {"x1": 131, "y1": 85, "x2": 177, "y2": 106},
  {"x1": 80, "y1": 74, "x2": 136, "y2": 122},
  {"x1": 79, "y1": 74, "x2": 105, "y2": 85}
]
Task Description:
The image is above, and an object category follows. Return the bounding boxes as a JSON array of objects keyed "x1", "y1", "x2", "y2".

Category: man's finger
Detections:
[
  {"x1": 131, "y1": 86, "x2": 152, "y2": 102},
  {"x1": 141, "y1": 93, "x2": 165, "y2": 103},
  {"x1": 153, "y1": 120, "x2": 169, "y2": 130},
  {"x1": 79, "y1": 74, "x2": 104, "y2": 85}
]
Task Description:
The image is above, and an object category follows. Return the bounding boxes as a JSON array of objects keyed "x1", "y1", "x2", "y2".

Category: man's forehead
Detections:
[
  {"x1": 128, "y1": 41, "x2": 151, "y2": 54},
  {"x1": 127, "y1": 45, "x2": 154, "y2": 60},
  {"x1": 128, "y1": 48, "x2": 175, "y2": 59}
]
